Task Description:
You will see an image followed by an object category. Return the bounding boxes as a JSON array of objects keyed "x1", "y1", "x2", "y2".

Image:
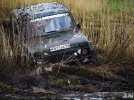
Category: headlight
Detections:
[
  {"x1": 44, "y1": 53, "x2": 48, "y2": 56},
  {"x1": 81, "y1": 49, "x2": 88, "y2": 55},
  {"x1": 36, "y1": 59, "x2": 45, "y2": 64},
  {"x1": 79, "y1": 42, "x2": 87, "y2": 47},
  {"x1": 34, "y1": 52, "x2": 42, "y2": 58}
]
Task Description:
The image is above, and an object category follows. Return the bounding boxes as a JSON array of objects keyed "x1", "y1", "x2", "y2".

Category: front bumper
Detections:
[{"x1": 33, "y1": 47, "x2": 96, "y2": 64}]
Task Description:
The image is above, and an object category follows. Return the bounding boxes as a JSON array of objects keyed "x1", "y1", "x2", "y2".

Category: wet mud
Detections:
[{"x1": 0, "y1": 64, "x2": 134, "y2": 99}]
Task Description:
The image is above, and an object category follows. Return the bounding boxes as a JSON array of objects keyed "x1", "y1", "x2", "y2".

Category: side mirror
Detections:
[{"x1": 77, "y1": 23, "x2": 81, "y2": 29}]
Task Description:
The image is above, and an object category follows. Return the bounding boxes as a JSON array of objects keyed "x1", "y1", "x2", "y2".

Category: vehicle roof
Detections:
[{"x1": 12, "y1": 2, "x2": 70, "y2": 19}]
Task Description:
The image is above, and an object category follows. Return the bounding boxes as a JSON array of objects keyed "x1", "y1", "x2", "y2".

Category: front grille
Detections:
[
  {"x1": 46, "y1": 51, "x2": 74, "y2": 63},
  {"x1": 44, "y1": 47, "x2": 91, "y2": 63}
]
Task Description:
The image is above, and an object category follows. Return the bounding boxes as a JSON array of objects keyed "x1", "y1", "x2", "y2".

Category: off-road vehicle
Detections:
[{"x1": 10, "y1": 2, "x2": 97, "y2": 65}]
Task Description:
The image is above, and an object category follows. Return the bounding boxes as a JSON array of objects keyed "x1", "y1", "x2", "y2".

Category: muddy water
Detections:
[
  {"x1": 61, "y1": 92, "x2": 134, "y2": 100},
  {"x1": 3, "y1": 92, "x2": 134, "y2": 100}
]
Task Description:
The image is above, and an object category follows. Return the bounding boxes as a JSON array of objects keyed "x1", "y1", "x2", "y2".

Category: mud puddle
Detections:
[
  {"x1": 61, "y1": 92, "x2": 134, "y2": 100},
  {"x1": 2, "y1": 92, "x2": 134, "y2": 100}
]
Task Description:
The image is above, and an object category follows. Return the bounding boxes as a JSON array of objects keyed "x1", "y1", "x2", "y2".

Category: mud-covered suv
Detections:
[{"x1": 10, "y1": 2, "x2": 96, "y2": 65}]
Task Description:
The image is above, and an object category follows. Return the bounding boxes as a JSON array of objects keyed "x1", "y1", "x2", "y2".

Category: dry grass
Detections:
[
  {"x1": 0, "y1": 25, "x2": 10, "y2": 60},
  {"x1": 0, "y1": 0, "x2": 106, "y2": 18},
  {"x1": 87, "y1": 13, "x2": 134, "y2": 64},
  {"x1": 0, "y1": 0, "x2": 134, "y2": 66}
]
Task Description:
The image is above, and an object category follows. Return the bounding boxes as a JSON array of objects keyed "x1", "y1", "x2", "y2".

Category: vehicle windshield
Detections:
[{"x1": 26, "y1": 13, "x2": 75, "y2": 36}]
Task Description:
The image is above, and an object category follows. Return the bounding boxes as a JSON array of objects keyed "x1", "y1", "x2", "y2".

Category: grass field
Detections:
[{"x1": 0, "y1": 0, "x2": 134, "y2": 66}]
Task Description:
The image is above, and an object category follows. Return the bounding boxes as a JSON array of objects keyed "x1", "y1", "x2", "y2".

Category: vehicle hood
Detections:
[{"x1": 24, "y1": 30, "x2": 88, "y2": 53}]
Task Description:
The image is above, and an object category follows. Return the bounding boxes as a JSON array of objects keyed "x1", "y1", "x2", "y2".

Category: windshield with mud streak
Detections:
[{"x1": 27, "y1": 13, "x2": 75, "y2": 35}]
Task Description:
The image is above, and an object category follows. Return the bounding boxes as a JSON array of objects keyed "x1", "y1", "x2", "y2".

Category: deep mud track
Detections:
[{"x1": 0, "y1": 64, "x2": 134, "y2": 99}]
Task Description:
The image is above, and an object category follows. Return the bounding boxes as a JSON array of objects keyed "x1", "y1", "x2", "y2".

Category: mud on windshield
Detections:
[{"x1": 24, "y1": 13, "x2": 75, "y2": 37}]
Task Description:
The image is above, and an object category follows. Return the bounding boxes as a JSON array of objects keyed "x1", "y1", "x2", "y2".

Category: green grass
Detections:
[{"x1": 107, "y1": 0, "x2": 134, "y2": 12}]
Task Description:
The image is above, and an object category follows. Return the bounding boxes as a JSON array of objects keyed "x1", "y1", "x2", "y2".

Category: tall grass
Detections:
[
  {"x1": 0, "y1": 25, "x2": 10, "y2": 60},
  {"x1": 0, "y1": 0, "x2": 134, "y2": 66}
]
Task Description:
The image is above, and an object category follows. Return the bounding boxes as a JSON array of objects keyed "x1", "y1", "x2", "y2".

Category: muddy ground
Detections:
[{"x1": 0, "y1": 63, "x2": 134, "y2": 100}]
